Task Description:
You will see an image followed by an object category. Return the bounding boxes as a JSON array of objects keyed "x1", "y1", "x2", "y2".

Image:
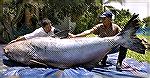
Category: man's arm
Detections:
[
  {"x1": 8, "y1": 36, "x2": 26, "y2": 44},
  {"x1": 9, "y1": 27, "x2": 44, "y2": 44},
  {"x1": 69, "y1": 28, "x2": 95, "y2": 38},
  {"x1": 115, "y1": 24, "x2": 122, "y2": 34}
]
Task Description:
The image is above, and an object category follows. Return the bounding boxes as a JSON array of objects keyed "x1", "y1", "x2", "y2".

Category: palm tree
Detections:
[{"x1": 95, "y1": 0, "x2": 125, "y2": 14}]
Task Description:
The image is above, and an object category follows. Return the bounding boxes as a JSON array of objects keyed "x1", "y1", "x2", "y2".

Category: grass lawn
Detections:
[{"x1": 86, "y1": 34, "x2": 150, "y2": 63}]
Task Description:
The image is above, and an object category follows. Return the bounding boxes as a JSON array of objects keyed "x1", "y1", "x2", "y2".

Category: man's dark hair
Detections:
[{"x1": 41, "y1": 18, "x2": 52, "y2": 27}]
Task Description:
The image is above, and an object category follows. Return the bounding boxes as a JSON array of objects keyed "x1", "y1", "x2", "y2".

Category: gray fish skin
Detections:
[
  {"x1": 3, "y1": 14, "x2": 146, "y2": 68},
  {"x1": 4, "y1": 36, "x2": 120, "y2": 67}
]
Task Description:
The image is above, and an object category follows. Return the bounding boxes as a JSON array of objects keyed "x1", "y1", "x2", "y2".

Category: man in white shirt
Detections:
[{"x1": 9, "y1": 18, "x2": 60, "y2": 44}]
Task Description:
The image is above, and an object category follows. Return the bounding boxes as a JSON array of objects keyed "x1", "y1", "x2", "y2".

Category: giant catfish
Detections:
[{"x1": 3, "y1": 14, "x2": 146, "y2": 68}]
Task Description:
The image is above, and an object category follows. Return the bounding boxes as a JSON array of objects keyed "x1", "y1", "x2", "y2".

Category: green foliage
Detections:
[
  {"x1": 114, "y1": 9, "x2": 144, "y2": 29},
  {"x1": 74, "y1": 3, "x2": 99, "y2": 34},
  {"x1": 143, "y1": 16, "x2": 150, "y2": 27},
  {"x1": 41, "y1": 0, "x2": 89, "y2": 24},
  {"x1": 113, "y1": 9, "x2": 131, "y2": 28},
  {"x1": 127, "y1": 49, "x2": 150, "y2": 63},
  {"x1": 40, "y1": 0, "x2": 99, "y2": 34},
  {"x1": 74, "y1": 0, "x2": 125, "y2": 34}
]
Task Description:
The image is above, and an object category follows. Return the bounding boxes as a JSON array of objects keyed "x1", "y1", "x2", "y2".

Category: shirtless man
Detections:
[{"x1": 69, "y1": 11, "x2": 127, "y2": 69}]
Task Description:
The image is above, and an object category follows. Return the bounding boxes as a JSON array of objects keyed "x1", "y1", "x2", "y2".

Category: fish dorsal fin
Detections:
[{"x1": 117, "y1": 13, "x2": 139, "y2": 36}]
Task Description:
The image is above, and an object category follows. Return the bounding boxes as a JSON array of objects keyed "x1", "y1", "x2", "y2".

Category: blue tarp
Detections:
[{"x1": 0, "y1": 44, "x2": 150, "y2": 78}]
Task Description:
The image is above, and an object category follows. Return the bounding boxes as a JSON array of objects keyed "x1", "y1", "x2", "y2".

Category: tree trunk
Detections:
[
  {"x1": 24, "y1": 0, "x2": 33, "y2": 28},
  {"x1": 24, "y1": 0, "x2": 39, "y2": 30},
  {"x1": 25, "y1": 7, "x2": 31, "y2": 26}
]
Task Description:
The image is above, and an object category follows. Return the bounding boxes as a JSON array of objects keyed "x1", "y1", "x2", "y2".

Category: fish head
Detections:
[
  {"x1": 3, "y1": 43, "x2": 15, "y2": 55},
  {"x1": 3, "y1": 41, "x2": 31, "y2": 61}
]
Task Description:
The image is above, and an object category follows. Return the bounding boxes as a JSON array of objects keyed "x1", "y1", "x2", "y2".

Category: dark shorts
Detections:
[{"x1": 108, "y1": 46, "x2": 120, "y2": 54}]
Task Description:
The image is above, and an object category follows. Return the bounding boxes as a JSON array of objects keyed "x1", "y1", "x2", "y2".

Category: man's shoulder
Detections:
[
  {"x1": 34, "y1": 27, "x2": 43, "y2": 31},
  {"x1": 32, "y1": 27, "x2": 45, "y2": 34},
  {"x1": 112, "y1": 23, "x2": 122, "y2": 31},
  {"x1": 112, "y1": 23, "x2": 119, "y2": 26}
]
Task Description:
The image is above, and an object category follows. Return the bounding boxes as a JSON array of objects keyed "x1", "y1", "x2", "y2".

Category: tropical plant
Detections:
[
  {"x1": 41, "y1": 0, "x2": 89, "y2": 23},
  {"x1": 113, "y1": 9, "x2": 131, "y2": 28},
  {"x1": 74, "y1": 0, "x2": 125, "y2": 34},
  {"x1": 114, "y1": 9, "x2": 144, "y2": 29},
  {"x1": 36, "y1": 0, "x2": 97, "y2": 34},
  {"x1": 143, "y1": 16, "x2": 150, "y2": 27},
  {"x1": 0, "y1": 0, "x2": 40, "y2": 43}
]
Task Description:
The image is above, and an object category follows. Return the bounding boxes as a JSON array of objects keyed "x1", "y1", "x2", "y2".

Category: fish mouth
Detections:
[
  {"x1": 3, "y1": 47, "x2": 9, "y2": 54},
  {"x1": 3, "y1": 47, "x2": 11, "y2": 58}
]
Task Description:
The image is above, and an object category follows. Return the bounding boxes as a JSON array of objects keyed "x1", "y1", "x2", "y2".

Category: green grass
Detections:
[
  {"x1": 127, "y1": 50, "x2": 150, "y2": 63},
  {"x1": 86, "y1": 34, "x2": 150, "y2": 63}
]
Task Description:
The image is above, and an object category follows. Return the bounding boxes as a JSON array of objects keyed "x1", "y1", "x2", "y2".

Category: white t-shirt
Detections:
[{"x1": 23, "y1": 27, "x2": 55, "y2": 39}]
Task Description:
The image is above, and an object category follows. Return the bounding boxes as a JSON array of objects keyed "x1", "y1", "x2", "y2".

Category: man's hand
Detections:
[
  {"x1": 8, "y1": 36, "x2": 26, "y2": 44},
  {"x1": 8, "y1": 40, "x2": 17, "y2": 44}
]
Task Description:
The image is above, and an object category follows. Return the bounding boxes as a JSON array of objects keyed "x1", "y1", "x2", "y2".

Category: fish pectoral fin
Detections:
[{"x1": 30, "y1": 59, "x2": 48, "y2": 67}]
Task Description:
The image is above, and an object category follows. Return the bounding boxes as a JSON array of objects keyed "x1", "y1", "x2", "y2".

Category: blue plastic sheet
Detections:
[{"x1": 0, "y1": 44, "x2": 150, "y2": 78}]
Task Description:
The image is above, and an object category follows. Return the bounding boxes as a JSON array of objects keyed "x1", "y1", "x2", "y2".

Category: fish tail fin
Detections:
[{"x1": 117, "y1": 14, "x2": 146, "y2": 54}]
